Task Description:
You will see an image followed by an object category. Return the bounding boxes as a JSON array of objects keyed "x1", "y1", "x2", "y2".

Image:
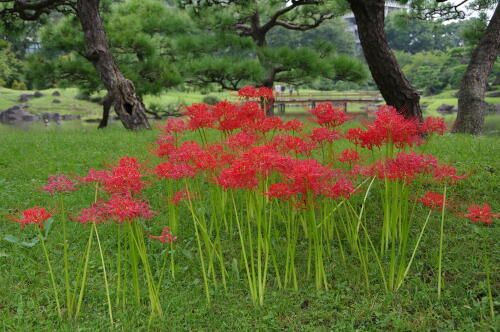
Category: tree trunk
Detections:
[
  {"x1": 98, "y1": 93, "x2": 113, "y2": 129},
  {"x1": 453, "y1": 3, "x2": 500, "y2": 135},
  {"x1": 348, "y1": 0, "x2": 422, "y2": 120},
  {"x1": 76, "y1": 0, "x2": 151, "y2": 130}
]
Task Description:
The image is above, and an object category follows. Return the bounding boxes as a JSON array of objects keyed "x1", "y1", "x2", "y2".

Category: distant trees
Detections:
[
  {"x1": 177, "y1": 0, "x2": 367, "y2": 108},
  {"x1": 0, "y1": 0, "x2": 153, "y2": 130}
]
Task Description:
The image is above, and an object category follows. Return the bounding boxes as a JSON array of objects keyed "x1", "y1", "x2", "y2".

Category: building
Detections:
[{"x1": 343, "y1": 1, "x2": 407, "y2": 53}]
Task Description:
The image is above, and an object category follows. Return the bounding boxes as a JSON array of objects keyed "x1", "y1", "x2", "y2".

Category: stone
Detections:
[
  {"x1": 41, "y1": 112, "x2": 61, "y2": 121},
  {"x1": 34, "y1": 91, "x2": 44, "y2": 97},
  {"x1": 52, "y1": 99, "x2": 61, "y2": 103},
  {"x1": 436, "y1": 104, "x2": 455, "y2": 114},
  {"x1": 52, "y1": 90, "x2": 61, "y2": 96},
  {"x1": 19, "y1": 94, "x2": 34, "y2": 102},
  {"x1": 61, "y1": 114, "x2": 81, "y2": 120},
  {"x1": 0, "y1": 106, "x2": 39, "y2": 123}
]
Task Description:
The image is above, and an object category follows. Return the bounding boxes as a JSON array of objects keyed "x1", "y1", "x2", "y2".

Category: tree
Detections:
[
  {"x1": 453, "y1": 3, "x2": 500, "y2": 134},
  {"x1": 0, "y1": 0, "x2": 152, "y2": 130},
  {"x1": 28, "y1": 0, "x2": 184, "y2": 127},
  {"x1": 177, "y1": 0, "x2": 367, "y2": 108},
  {"x1": 406, "y1": 0, "x2": 500, "y2": 134},
  {"x1": 347, "y1": 0, "x2": 423, "y2": 120}
]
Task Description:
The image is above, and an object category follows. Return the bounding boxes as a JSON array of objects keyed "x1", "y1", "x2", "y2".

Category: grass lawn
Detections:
[{"x1": 0, "y1": 122, "x2": 498, "y2": 331}]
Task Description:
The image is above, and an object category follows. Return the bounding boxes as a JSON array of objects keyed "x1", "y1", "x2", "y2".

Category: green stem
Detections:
[
  {"x1": 75, "y1": 225, "x2": 94, "y2": 318},
  {"x1": 38, "y1": 227, "x2": 62, "y2": 318},
  {"x1": 60, "y1": 194, "x2": 71, "y2": 316},
  {"x1": 94, "y1": 223, "x2": 113, "y2": 325},
  {"x1": 437, "y1": 185, "x2": 447, "y2": 300}
]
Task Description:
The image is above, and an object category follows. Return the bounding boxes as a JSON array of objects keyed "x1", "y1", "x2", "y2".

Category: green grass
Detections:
[{"x1": 0, "y1": 124, "x2": 498, "y2": 331}]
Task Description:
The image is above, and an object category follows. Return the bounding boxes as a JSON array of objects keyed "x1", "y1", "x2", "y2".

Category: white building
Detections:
[{"x1": 343, "y1": 1, "x2": 407, "y2": 52}]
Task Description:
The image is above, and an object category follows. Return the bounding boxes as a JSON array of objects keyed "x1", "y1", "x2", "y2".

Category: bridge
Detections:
[{"x1": 272, "y1": 92, "x2": 384, "y2": 114}]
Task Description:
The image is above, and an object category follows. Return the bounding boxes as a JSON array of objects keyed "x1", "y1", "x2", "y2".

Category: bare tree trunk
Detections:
[
  {"x1": 77, "y1": 0, "x2": 151, "y2": 130},
  {"x1": 348, "y1": 0, "x2": 422, "y2": 120},
  {"x1": 453, "y1": 3, "x2": 500, "y2": 135}
]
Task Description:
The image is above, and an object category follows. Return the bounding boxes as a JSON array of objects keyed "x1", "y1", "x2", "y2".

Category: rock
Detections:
[
  {"x1": 41, "y1": 112, "x2": 61, "y2": 121},
  {"x1": 52, "y1": 90, "x2": 61, "y2": 96},
  {"x1": 19, "y1": 94, "x2": 34, "y2": 102},
  {"x1": 0, "y1": 105, "x2": 39, "y2": 123},
  {"x1": 33, "y1": 91, "x2": 44, "y2": 97},
  {"x1": 52, "y1": 99, "x2": 61, "y2": 104},
  {"x1": 61, "y1": 114, "x2": 81, "y2": 120},
  {"x1": 486, "y1": 91, "x2": 500, "y2": 98},
  {"x1": 437, "y1": 104, "x2": 455, "y2": 114}
]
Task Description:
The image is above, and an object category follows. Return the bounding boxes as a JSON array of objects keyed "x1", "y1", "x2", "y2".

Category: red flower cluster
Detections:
[
  {"x1": 338, "y1": 149, "x2": 360, "y2": 164},
  {"x1": 266, "y1": 159, "x2": 353, "y2": 203},
  {"x1": 80, "y1": 157, "x2": 146, "y2": 195},
  {"x1": 346, "y1": 106, "x2": 423, "y2": 150},
  {"x1": 237, "y1": 86, "x2": 274, "y2": 100},
  {"x1": 149, "y1": 227, "x2": 176, "y2": 244},
  {"x1": 11, "y1": 207, "x2": 53, "y2": 229},
  {"x1": 40, "y1": 174, "x2": 78, "y2": 195},
  {"x1": 462, "y1": 204, "x2": 499, "y2": 225},
  {"x1": 75, "y1": 195, "x2": 155, "y2": 225},
  {"x1": 418, "y1": 191, "x2": 446, "y2": 210},
  {"x1": 309, "y1": 103, "x2": 349, "y2": 128},
  {"x1": 421, "y1": 117, "x2": 447, "y2": 135},
  {"x1": 372, "y1": 152, "x2": 464, "y2": 184}
]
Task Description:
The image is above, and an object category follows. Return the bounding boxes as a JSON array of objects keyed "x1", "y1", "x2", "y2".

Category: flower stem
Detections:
[
  {"x1": 94, "y1": 223, "x2": 113, "y2": 325},
  {"x1": 437, "y1": 185, "x2": 447, "y2": 300},
  {"x1": 38, "y1": 227, "x2": 62, "y2": 318}
]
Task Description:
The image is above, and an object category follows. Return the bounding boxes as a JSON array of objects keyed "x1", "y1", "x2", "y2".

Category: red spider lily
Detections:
[
  {"x1": 309, "y1": 103, "x2": 349, "y2": 128},
  {"x1": 225, "y1": 131, "x2": 260, "y2": 150},
  {"x1": 153, "y1": 140, "x2": 176, "y2": 158},
  {"x1": 238, "y1": 86, "x2": 274, "y2": 100},
  {"x1": 272, "y1": 134, "x2": 317, "y2": 156},
  {"x1": 421, "y1": 117, "x2": 447, "y2": 135},
  {"x1": 308, "y1": 127, "x2": 340, "y2": 144},
  {"x1": 283, "y1": 119, "x2": 304, "y2": 132},
  {"x1": 159, "y1": 118, "x2": 187, "y2": 134},
  {"x1": 79, "y1": 168, "x2": 110, "y2": 186},
  {"x1": 418, "y1": 191, "x2": 446, "y2": 210},
  {"x1": 433, "y1": 164, "x2": 466, "y2": 185},
  {"x1": 11, "y1": 207, "x2": 53, "y2": 229},
  {"x1": 266, "y1": 182, "x2": 294, "y2": 201},
  {"x1": 373, "y1": 152, "x2": 439, "y2": 184},
  {"x1": 85, "y1": 195, "x2": 155, "y2": 225},
  {"x1": 104, "y1": 156, "x2": 145, "y2": 195},
  {"x1": 40, "y1": 174, "x2": 78, "y2": 195},
  {"x1": 170, "y1": 188, "x2": 198, "y2": 205},
  {"x1": 149, "y1": 227, "x2": 177, "y2": 244},
  {"x1": 266, "y1": 159, "x2": 353, "y2": 203},
  {"x1": 238, "y1": 101, "x2": 266, "y2": 123},
  {"x1": 155, "y1": 162, "x2": 197, "y2": 180},
  {"x1": 216, "y1": 145, "x2": 293, "y2": 190},
  {"x1": 237, "y1": 85, "x2": 258, "y2": 99},
  {"x1": 74, "y1": 204, "x2": 107, "y2": 225},
  {"x1": 257, "y1": 87, "x2": 274, "y2": 100},
  {"x1": 183, "y1": 103, "x2": 216, "y2": 130},
  {"x1": 338, "y1": 149, "x2": 361, "y2": 164},
  {"x1": 347, "y1": 106, "x2": 422, "y2": 150},
  {"x1": 461, "y1": 204, "x2": 499, "y2": 225},
  {"x1": 168, "y1": 141, "x2": 203, "y2": 163},
  {"x1": 246, "y1": 117, "x2": 285, "y2": 134}
]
